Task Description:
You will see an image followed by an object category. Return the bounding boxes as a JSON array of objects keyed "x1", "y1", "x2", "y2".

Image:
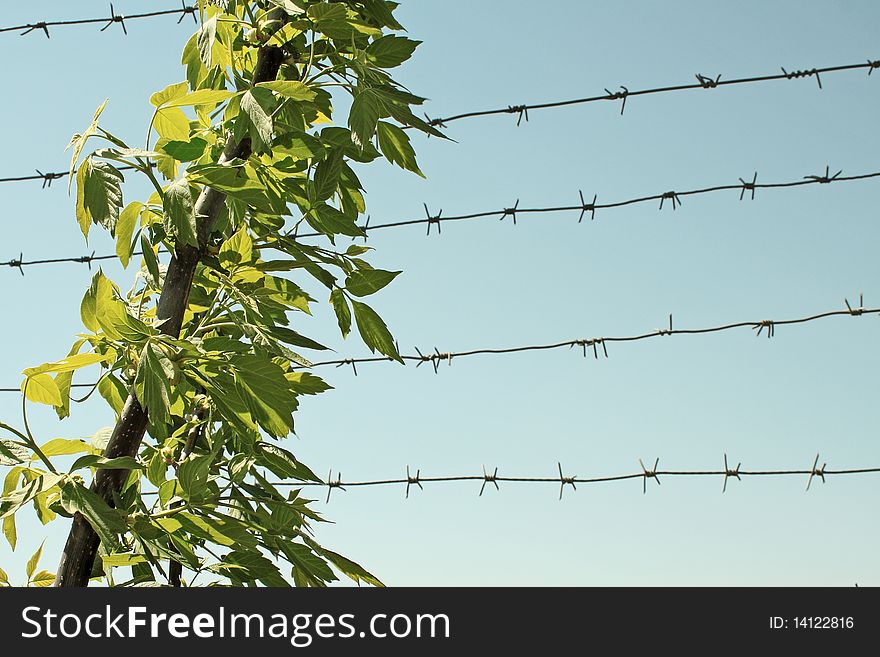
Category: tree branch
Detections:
[{"x1": 54, "y1": 32, "x2": 287, "y2": 587}]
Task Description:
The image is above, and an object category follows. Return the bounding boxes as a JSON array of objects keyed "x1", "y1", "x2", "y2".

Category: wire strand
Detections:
[
  {"x1": 0, "y1": 298, "x2": 874, "y2": 390},
  {"x1": 2, "y1": 165, "x2": 876, "y2": 272}
]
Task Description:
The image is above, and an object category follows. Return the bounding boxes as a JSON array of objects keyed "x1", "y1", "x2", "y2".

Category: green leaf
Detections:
[
  {"x1": 24, "y1": 352, "x2": 110, "y2": 377},
  {"x1": 141, "y1": 235, "x2": 161, "y2": 287},
  {"x1": 239, "y1": 89, "x2": 274, "y2": 147},
  {"x1": 26, "y1": 541, "x2": 44, "y2": 579},
  {"x1": 377, "y1": 121, "x2": 424, "y2": 176},
  {"x1": 154, "y1": 107, "x2": 191, "y2": 141},
  {"x1": 150, "y1": 82, "x2": 189, "y2": 108},
  {"x1": 70, "y1": 455, "x2": 141, "y2": 473},
  {"x1": 74, "y1": 158, "x2": 92, "y2": 239},
  {"x1": 330, "y1": 289, "x2": 351, "y2": 338},
  {"x1": 348, "y1": 89, "x2": 383, "y2": 148},
  {"x1": 351, "y1": 299, "x2": 401, "y2": 361},
  {"x1": 134, "y1": 343, "x2": 174, "y2": 427},
  {"x1": 67, "y1": 98, "x2": 109, "y2": 192},
  {"x1": 33, "y1": 438, "x2": 95, "y2": 459},
  {"x1": 164, "y1": 178, "x2": 198, "y2": 247},
  {"x1": 101, "y1": 553, "x2": 147, "y2": 568},
  {"x1": 232, "y1": 355, "x2": 298, "y2": 437},
  {"x1": 176, "y1": 512, "x2": 257, "y2": 549},
  {"x1": 2, "y1": 516, "x2": 16, "y2": 551},
  {"x1": 91, "y1": 271, "x2": 157, "y2": 341},
  {"x1": 29, "y1": 570, "x2": 55, "y2": 587},
  {"x1": 0, "y1": 567, "x2": 8, "y2": 586},
  {"x1": 116, "y1": 202, "x2": 143, "y2": 267},
  {"x1": 256, "y1": 443, "x2": 320, "y2": 482},
  {"x1": 215, "y1": 550, "x2": 289, "y2": 587},
  {"x1": 310, "y1": 203, "x2": 363, "y2": 238},
  {"x1": 198, "y1": 16, "x2": 218, "y2": 67},
  {"x1": 313, "y1": 149, "x2": 344, "y2": 201},
  {"x1": 177, "y1": 455, "x2": 212, "y2": 500},
  {"x1": 345, "y1": 268, "x2": 401, "y2": 297},
  {"x1": 60, "y1": 480, "x2": 127, "y2": 551},
  {"x1": 98, "y1": 375, "x2": 128, "y2": 416},
  {"x1": 83, "y1": 160, "x2": 124, "y2": 232},
  {"x1": 0, "y1": 473, "x2": 65, "y2": 520},
  {"x1": 165, "y1": 89, "x2": 233, "y2": 109},
  {"x1": 313, "y1": 544, "x2": 384, "y2": 587},
  {"x1": 21, "y1": 374, "x2": 62, "y2": 407},
  {"x1": 366, "y1": 35, "x2": 420, "y2": 68},
  {"x1": 271, "y1": 327, "x2": 327, "y2": 352},
  {"x1": 161, "y1": 138, "x2": 208, "y2": 162},
  {"x1": 219, "y1": 226, "x2": 253, "y2": 267},
  {"x1": 282, "y1": 542, "x2": 336, "y2": 585},
  {"x1": 0, "y1": 441, "x2": 28, "y2": 466},
  {"x1": 257, "y1": 80, "x2": 315, "y2": 101}
]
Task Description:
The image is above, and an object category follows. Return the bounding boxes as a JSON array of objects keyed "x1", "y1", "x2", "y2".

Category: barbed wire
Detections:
[
  {"x1": 420, "y1": 58, "x2": 880, "y2": 129},
  {"x1": 134, "y1": 455, "x2": 880, "y2": 500},
  {"x1": 0, "y1": 296, "x2": 875, "y2": 391},
  {"x1": 3, "y1": 165, "x2": 877, "y2": 273},
  {"x1": 0, "y1": 3, "x2": 198, "y2": 38},
  {"x1": 0, "y1": 163, "x2": 146, "y2": 188}
]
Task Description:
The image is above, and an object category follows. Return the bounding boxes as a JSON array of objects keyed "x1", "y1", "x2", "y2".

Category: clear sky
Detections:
[{"x1": 1, "y1": 0, "x2": 879, "y2": 586}]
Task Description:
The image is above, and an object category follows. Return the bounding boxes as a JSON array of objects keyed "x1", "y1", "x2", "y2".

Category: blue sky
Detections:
[{"x1": 1, "y1": 0, "x2": 879, "y2": 585}]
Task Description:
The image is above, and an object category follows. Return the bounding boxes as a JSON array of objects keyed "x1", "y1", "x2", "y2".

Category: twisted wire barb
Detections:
[
  {"x1": 4, "y1": 166, "x2": 878, "y2": 271},
  {"x1": 0, "y1": 297, "x2": 875, "y2": 390}
]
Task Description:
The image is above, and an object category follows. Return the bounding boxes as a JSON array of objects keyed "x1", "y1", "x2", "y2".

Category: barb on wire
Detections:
[
  {"x1": 405, "y1": 465, "x2": 423, "y2": 499},
  {"x1": 5, "y1": 166, "x2": 880, "y2": 270},
  {"x1": 639, "y1": 458, "x2": 661, "y2": 494},
  {"x1": 0, "y1": 3, "x2": 198, "y2": 36},
  {"x1": 781, "y1": 66, "x2": 822, "y2": 89},
  {"x1": 739, "y1": 172, "x2": 758, "y2": 201},
  {"x1": 722, "y1": 454, "x2": 741, "y2": 493},
  {"x1": 417, "y1": 58, "x2": 876, "y2": 128},
  {"x1": 806, "y1": 454, "x2": 827, "y2": 491},
  {"x1": 578, "y1": 191, "x2": 598, "y2": 223},
  {"x1": 247, "y1": 457, "x2": 880, "y2": 500},
  {"x1": 6, "y1": 297, "x2": 876, "y2": 391},
  {"x1": 480, "y1": 465, "x2": 499, "y2": 496},
  {"x1": 805, "y1": 165, "x2": 843, "y2": 184},
  {"x1": 0, "y1": 163, "x2": 143, "y2": 187}
]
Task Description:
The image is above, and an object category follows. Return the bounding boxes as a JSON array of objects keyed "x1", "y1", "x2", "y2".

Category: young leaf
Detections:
[
  {"x1": 377, "y1": 121, "x2": 424, "y2": 176},
  {"x1": 330, "y1": 289, "x2": 351, "y2": 337},
  {"x1": 257, "y1": 80, "x2": 315, "y2": 101},
  {"x1": 67, "y1": 98, "x2": 109, "y2": 192},
  {"x1": 161, "y1": 138, "x2": 208, "y2": 162},
  {"x1": 134, "y1": 343, "x2": 174, "y2": 427},
  {"x1": 60, "y1": 480, "x2": 127, "y2": 551},
  {"x1": 21, "y1": 374, "x2": 62, "y2": 407},
  {"x1": 26, "y1": 541, "x2": 44, "y2": 579},
  {"x1": 2, "y1": 516, "x2": 16, "y2": 551},
  {"x1": 351, "y1": 300, "x2": 401, "y2": 361},
  {"x1": 219, "y1": 226, "x2": 253, "y2": 267},
  {"x1": 116, "y1": 202, "x2": 143, "y2": 267},
  {"x1": 83, "y1": 160, "x2": 124, "y2": 232},
  {"x1": 232, "y1": 355, "x2": 298, "y2": 437},
  {"x1": 345, "y1": 268, "x2": 401, "y2": 297},
  {"x1": 239, "y1": 89, "x2": 274, "y2": 148},
  {"x1": 365, "y1": 35, "x2": 420, "y2": 68},
  {"x1": 197, "y1": 15, "x2": 218, "y2": 68},
  {"x1": 348, "y1": 89, "x2": 383, "y2": 148},
  {"x1": 164, "y1": 178, "x2": 198, "y2": 247}
]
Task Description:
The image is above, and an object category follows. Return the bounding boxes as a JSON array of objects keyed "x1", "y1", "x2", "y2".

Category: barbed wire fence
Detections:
[{"x1": 3, "y1": 165, "x2": 878, "y2": 273}]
